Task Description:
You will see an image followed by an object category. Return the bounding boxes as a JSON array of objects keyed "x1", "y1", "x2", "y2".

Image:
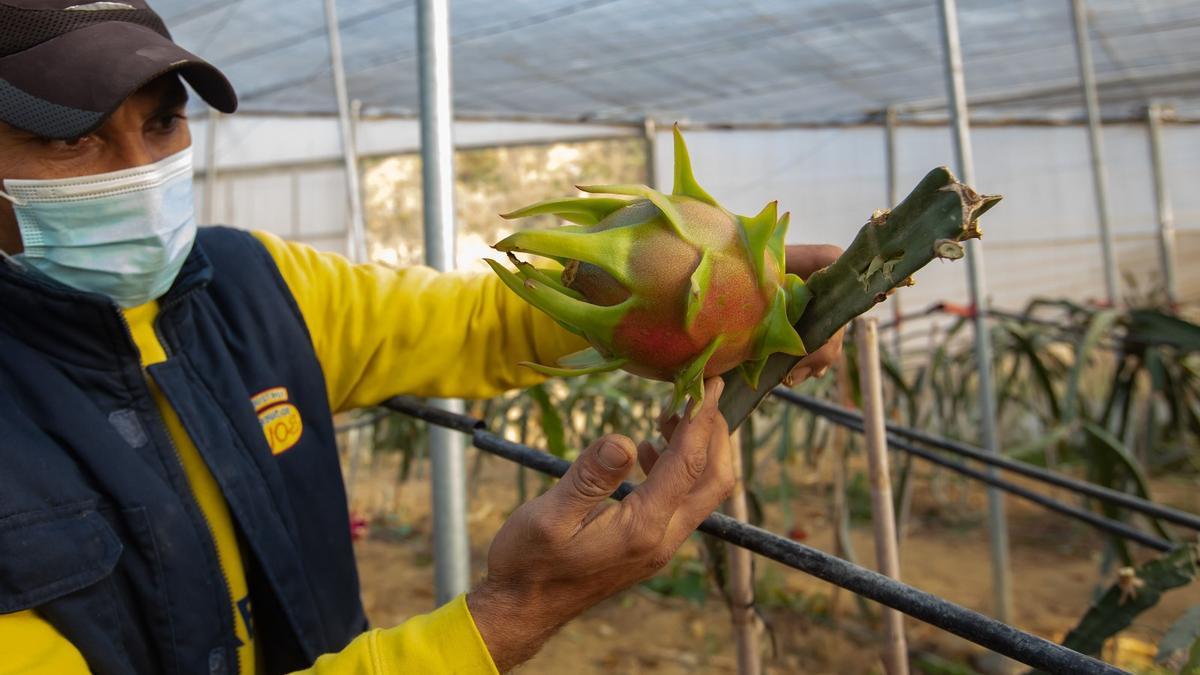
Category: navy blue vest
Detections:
[{"x1": 0, "y1": 228, "x2": 367, "y2": 675}]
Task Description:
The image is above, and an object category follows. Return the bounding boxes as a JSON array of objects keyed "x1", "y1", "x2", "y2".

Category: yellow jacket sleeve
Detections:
[
  {"x1": 0, "y1": 598, "x2": 497, "y2": 675},
  {"x1": 252, "y1": 231, "x2": 587, "y2": 412},
  {"x1": 296, "y1": 595, "x2": 498, "y2": 675},
  {"x1": 0, "y1": 610, "x2": 90, "y2": 674}
]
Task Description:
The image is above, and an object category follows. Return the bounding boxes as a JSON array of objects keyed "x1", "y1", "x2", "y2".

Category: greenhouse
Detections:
[{"x1": 1, "y1": 0, "x2": 1198, "y2": 674}]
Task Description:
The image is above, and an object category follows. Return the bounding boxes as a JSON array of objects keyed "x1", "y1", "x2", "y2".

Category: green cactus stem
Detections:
[{"x1": 718, "y1": 167, "x2": 1001, "y2": 429}]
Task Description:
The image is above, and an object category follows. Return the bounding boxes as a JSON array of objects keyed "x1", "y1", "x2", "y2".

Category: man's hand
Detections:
[
  {"x1": 467, "y1": 378, "x2": 733, "y2": 672},
  {"x1": 784, "y1": 243, "x2": 845, "y2": 384}
]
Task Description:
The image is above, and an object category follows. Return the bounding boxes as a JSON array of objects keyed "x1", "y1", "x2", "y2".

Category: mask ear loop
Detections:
[{"x1": 0, "y1": 189, "x2": 28, "y2": 269}]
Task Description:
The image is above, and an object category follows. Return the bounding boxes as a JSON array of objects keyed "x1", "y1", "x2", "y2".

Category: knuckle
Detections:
[
  {"x1": 626, "y1": 519, "x2": 663, "y2": 556},
  {"x1": 682, "y1": 449, "x2": 708, "y2": 481},
  {"x1": 570, "y1": 463, "x2": 613, "y2": 499}
]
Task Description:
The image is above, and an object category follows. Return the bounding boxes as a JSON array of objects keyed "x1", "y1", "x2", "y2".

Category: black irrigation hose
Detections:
[
  {"x1": 382, "y1": 397, "x2": 1126, "y2": 675},
  {"x1": 334, "y1": 410, "x2": 387, "y2": 433},
  {"x1": 775, "y1": 390, "x2": 1200, "y2": 533},
  {"x1": 794, "y1": 404, "x2": 1174, "y2": 552}
]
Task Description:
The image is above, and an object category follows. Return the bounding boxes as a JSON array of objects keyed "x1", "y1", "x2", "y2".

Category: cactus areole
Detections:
[{"x1": 487, "y1": 126, "x2": 812, "y2": 411}]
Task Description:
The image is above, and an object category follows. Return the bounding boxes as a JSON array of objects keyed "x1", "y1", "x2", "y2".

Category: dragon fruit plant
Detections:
[{"x1": 486, "y1": 126, "x2": 809, "y2": 412}]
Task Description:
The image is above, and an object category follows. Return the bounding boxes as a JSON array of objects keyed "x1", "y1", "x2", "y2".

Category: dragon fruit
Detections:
[{"x1": 486, "y1": 126, "x2": 811, "y2": 411}]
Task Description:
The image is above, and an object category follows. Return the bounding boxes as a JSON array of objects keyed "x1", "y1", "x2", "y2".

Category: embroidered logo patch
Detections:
[{"x1": 252, "y1": 387, "x2": 303, "y2": 455}]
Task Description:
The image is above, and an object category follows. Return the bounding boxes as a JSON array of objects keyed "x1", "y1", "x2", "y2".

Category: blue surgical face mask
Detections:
[{"x1": 0, "y1": 146, "x2": 197, "y2": 308}]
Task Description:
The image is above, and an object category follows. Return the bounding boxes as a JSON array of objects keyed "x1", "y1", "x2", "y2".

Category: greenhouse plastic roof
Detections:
[{"x1": 156, "y1": 0, "x2": 1200, "y2": 125}]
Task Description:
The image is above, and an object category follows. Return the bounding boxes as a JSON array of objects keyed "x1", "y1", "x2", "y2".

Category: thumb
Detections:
[{"x1": 549, "y1": 434, "x2": 636, "y2": 518}]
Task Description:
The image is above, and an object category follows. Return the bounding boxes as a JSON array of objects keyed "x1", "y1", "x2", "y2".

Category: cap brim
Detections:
[{"x1": 0, "y1": 21, "x2": 237, "y2": 139}]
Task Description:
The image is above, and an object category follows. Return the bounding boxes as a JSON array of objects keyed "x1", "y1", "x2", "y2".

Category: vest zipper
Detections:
[
  {"x1": 117, "y1": 308, "x2": 242, "y2": 675},
  {"x1": 158, "y1": 408, "x2": 241, "y2": 675}
]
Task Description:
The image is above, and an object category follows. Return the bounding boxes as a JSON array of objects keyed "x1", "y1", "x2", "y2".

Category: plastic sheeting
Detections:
[
  {"x1": 196, "y1": 121, "x2": 1199, "y2": 310},
  {"x1": 157, "y1": 0, "x2": 1200, "y2": 125}
]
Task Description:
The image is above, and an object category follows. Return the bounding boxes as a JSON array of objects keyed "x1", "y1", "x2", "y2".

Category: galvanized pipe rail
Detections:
[
  {"x1": 382, "y1": 396, "x2": 1125, "y2": 675},
  {"x1": 774, "y1": 390, "x2": 1200, "y2": 534}
]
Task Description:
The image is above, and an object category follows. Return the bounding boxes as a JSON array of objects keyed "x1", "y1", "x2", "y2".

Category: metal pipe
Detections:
[
  {"x1": 379, "y1": 398, "x2": 1125, "y2": 675},
  {"x1": 936, "y1": 0, "x2": 1012, "y2": 624},
  {"x1": 323, "y1": 0, "x2": 369, "y2": 264},
  {"x1": 347, "y1": 98, "x2": 367, "y2": 261},
  {"x1": 1070, "y1": 0, "x2": 1120, "y2": 305},
  {"x1": 856, "y1": 319, "x2": 910, "y2": 675},
  {"x1": 202, "y1": 109, "x2": 220, "y2": 224},
  {"x1": 772, "y1": 393, "x2": 1174, "y2": 552},
  {"x1": 773, "y1": 389, "x2": 1200, "y2": 535},
  {"x1": 416, "y1": 0, "x2": 471, "y2": 605},
  {"x1": 885, "y1": 106, "x2": 904, "y2": 361},
  {"x1": 1146, "y1": 102, "x2": 1178, "y2": 307},
  {"x1": 642, "y1": 117, "x2": 658, "y2": 190}
]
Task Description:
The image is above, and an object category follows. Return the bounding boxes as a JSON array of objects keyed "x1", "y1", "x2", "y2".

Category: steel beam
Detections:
[
  {"x1": 416, "y1": 0, "x2": 471, "y2": 605},
  {"x1": 642, "y1": 117, "x2": 658, "y2": 190},
  {"x1": 324, "y1": 0, "x2": 369, "y2": 263},
  {"x1": 202, "y1": 110, "x2": 220, "y2": 225},
  {"x1": 936, "y1": 0, "x2": 1012, "y2": 625},
  {"x1": 1146, "y1": 102, "x2": 1178, "y2": 306},
  {"x1": 885, "y1": 106, "x2": 904, "y2": 361},
  {"x1": 1070, "y1": 0, "x2": 1120, "y2": 305}
]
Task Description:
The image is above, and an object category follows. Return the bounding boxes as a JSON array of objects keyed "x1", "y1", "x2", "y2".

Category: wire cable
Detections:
[{"x1": 773, "y1": 389, "x2": 1200, "y2": 533}]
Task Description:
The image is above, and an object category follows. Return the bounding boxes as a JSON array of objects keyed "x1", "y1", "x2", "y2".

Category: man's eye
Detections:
[
  {"x1": 155, "y1": 113, "x2": 186, "y2": 132},
  {"x1": 44, "y1": 135, "x2": 90, "y2": 149}
]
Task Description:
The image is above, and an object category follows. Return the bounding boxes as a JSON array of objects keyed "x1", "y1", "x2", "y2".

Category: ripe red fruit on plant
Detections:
[{"x1": 487, "y1": 125, "x2": 811, "y2": 412}]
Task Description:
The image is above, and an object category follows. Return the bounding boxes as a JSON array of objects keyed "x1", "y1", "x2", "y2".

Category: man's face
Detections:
[{"x1": 0, "y1": 75, "x2": 192, "y2": 254}]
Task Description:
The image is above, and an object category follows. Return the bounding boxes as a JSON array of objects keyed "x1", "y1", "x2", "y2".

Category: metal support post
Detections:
[
  {"x1": 1070, "y1": 0, "x2": 1119, "y2": 305},
  {"x1": 936, "y1": 0, "x2": 1012, "y2": 624},
  {"x1": 642, "y1": 117, "x2": 658, "y2": 190},
  {"x1": 324, "y1": 0, "x2": 369, "y2": 263},
  {"x1": 1146, "y1": 102, "x2": 1178, "y2": 307},
  {"x1": 416, "y1": 0, "x2": 471, "y2": 605},
  {"x1": 885, "y1": 106, "x2": 903, "y2": 361},
  {"x1": 202, "y1": 109, "x2": 220, "y2": 225}
]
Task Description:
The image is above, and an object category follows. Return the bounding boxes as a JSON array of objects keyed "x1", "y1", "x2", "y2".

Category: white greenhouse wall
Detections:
[
  {"x1": 655, "y1": 124, "x2": 1200, "y2": 319},
  {"x1": 193, "y1": 117, "x2": 1199, "y2": 321}
]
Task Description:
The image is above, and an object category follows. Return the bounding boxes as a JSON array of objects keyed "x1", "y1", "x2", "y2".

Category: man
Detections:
[{"x1": 0, "y1": 2, "x2": 842, "y2": 673}]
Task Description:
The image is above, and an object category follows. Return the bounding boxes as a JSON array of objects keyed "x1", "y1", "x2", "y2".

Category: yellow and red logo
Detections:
[{"x1": 251, "y1": 387, "x2": 303, "y2": 455}]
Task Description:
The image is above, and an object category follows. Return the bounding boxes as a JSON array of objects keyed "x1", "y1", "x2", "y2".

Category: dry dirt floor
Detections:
[{"x1": 347, "y1": 447, "x2": 1200, "y2": 674}]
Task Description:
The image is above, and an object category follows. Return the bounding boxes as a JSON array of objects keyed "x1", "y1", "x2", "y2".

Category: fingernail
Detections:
[
  {"x1": 711, "y1": 378, "x2": 725, "y2": 396},
  {"x1": 815, "y1": 366, "x2": 829, "y2": 378},
  {"x1": 787, "y1": 366, "x2": 811, "y2": 385},
  {"x1": 598, "y1": 439, "x2": 631, "y2": 470}
]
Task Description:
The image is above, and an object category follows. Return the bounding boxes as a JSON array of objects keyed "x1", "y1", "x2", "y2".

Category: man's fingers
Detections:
[
  {"x1": 636, "y1": 440, "x2": 660, "y2": 477},
  {"x1": 546, "y1": 434, "x2": 637, "y2": 522},
  {"x1": 663, "y1": 415, "x2": 734, "y2": 547},
  {"x1": 656, "y1": 408, "x2": 680, "y2": 442},
  {"x1": 784, "y1": 243, "x2": 843, "y2": 279},
  {"x1": 785, "y1": 328, "x2": 844, "y2": 385},
  {"x1": 632, "y1": 378, "x2": 724, "y2": 517}
]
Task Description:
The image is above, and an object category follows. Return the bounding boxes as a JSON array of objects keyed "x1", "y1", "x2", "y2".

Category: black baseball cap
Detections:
[{"x1": 0, "y1": 0, "x2": 237, "y2": 139}]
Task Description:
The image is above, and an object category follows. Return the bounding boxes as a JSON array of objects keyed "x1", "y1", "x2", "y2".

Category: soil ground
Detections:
[{"x1": 347, "y1": 446, "x2": 1200, "y2": 674}]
